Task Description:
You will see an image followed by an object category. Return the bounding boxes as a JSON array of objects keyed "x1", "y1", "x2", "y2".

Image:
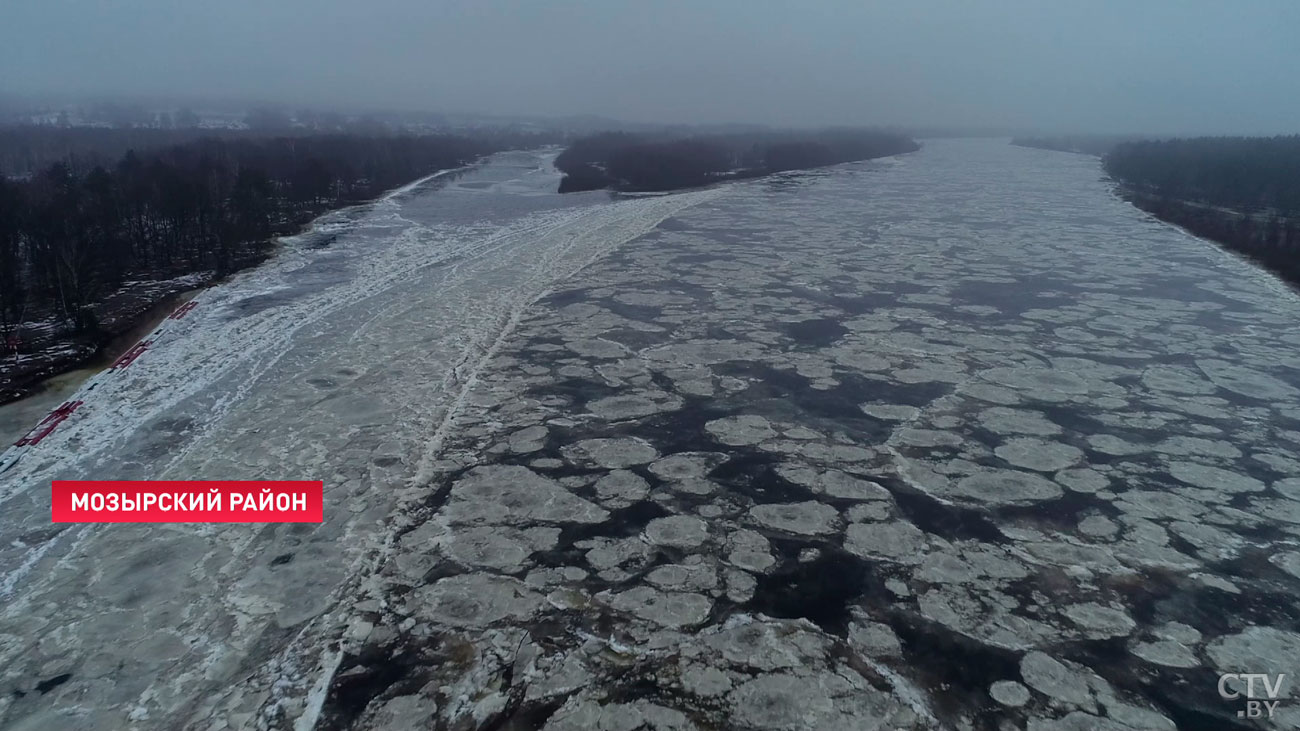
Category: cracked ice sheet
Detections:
[
  {"x1": 318, "y1": 141, "x2": 1299, "y2": 731},
  {"x1": 0, "y1": 150, "x2": 725, "y2": 729}
]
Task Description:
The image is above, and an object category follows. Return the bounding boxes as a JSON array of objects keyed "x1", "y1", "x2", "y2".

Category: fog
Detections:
[{"x1": 3, "y1": 0, "x2": 1297, "y2": 134}]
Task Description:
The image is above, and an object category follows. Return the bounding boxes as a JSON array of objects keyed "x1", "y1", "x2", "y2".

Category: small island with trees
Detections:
[
  {"x1": 553, "y1": 129, "x2": 920, "y2": 193},
  {"x1": 1010, "y1": 135, "x2": 1147, "y2": 157}
]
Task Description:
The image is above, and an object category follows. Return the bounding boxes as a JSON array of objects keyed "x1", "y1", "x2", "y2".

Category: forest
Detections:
[
  {"x1": 1103, "y1": 136, "x2": 1300, "y2": 214},
  {"x1": 1102, "y1": 136, "x2": 1300, "y2": 285},
  {"x1": 554, "y1": 129, "x2": 920, "y2": 193},
  {"x1": 0, "y1": 129, "x2": 547, "y2": 400}
]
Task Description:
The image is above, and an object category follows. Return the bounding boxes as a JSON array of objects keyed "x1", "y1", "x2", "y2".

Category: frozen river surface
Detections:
[{"x1": 1, "y1": 141, "x2": 1298, "y2": 730}]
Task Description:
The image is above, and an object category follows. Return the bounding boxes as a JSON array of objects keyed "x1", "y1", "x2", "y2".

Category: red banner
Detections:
[{"x1": 51, "y1": 481, "x2": 323, "y2": 523}]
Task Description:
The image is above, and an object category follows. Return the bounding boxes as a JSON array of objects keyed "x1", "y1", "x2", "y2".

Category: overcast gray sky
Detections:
[{"x1": 3, "y1": 0, "x2": 1297, "y2": 134}]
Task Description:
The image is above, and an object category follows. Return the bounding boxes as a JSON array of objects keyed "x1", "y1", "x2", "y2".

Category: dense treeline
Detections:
[
  {"x1": 555, "y1": 129, "x2": 919, "y2": 193},
  {"x1": 0, "y1": 133, "x2": 508, "y2": 341},
  {"x1": 1104, "y1": 136, "x2": 1300, "y2": 214},
  {"x1": 1102, "y1": 136, "x2": 1300, "y2": 286},
  {"x1": 0, "y1": 122, "x2": 561, "y2": 179},
  {"x1": 0, "y1": 126, "x2": 251, "y2": 178}
]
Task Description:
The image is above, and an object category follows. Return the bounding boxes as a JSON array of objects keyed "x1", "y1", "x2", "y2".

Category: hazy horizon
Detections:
[{"x1": 3, "y1": 0, "x2": 1298, "y2": 136}]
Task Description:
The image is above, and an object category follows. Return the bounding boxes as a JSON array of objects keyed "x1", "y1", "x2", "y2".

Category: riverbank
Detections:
[
  {"x1": 0, "y1": 273, "x2": 220, "y2": 405},
  {"x1": 0, "y1": 164, "x2": 478, "y2": 407},
  {"x1": 0, "y1": 289, "x2": 202, "y2": 444},
  {"x1": 1117, "y1": 187, "x2": 1300, "y2": 287}
]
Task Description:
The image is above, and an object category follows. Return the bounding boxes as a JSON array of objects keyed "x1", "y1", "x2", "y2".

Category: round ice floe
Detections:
[
  {"x1": 446, "y1": 466, "x2": 609, "y2": 525},
  {"x1": 506, "y1": 425, "x2": 549, "y2": 453},
  {"x1": 978, "y1": 407, "x2": 1062, "y2": 436},
  {"x1": 1155, "y1": 622, "x2": 1202, "y2": 644},
  {"x1": 844, "y1": 521, "x2": 928, "y2": 564},
  {"x1": 748, "y1": 501, "x2": 840, "y2": 536},
  {"x1": 848, "y1": 620, "x2": 902, "y2": 657},
  {"x1": 543, "y1": 698, "x2": 693, "y2": 730},
  {"x1": 1077, "y1": 515, "x2": 1118, "y2": 538},
  {"x1": 1155, "y1": 436, "x2": 1241, "y2": 459},
  {"x1": 706, "y1": 414, "x2": 778, "y2": 445},
  {"x1": 1167, "y1": 462, "x2": 1265, "y2": 494},
  {"x1": 642, "y1": 339, "x2": 765, "y2": 367},
  {"x1": 995, "y1": 438, "x2": 1083, "y2": 472},
  {"x1": 860, "y1": 403, "x2": 919, "y2": 421},
  {"x1": 702, "y1": 616, "x2": 835, "y2": 671},
  {"x1": 646, "y1": 563, "x2": 718, "y2": 592},
  {"x1": 615, "y1": 290, "x2": 694, "y2": 307},
  {"x1": 894, "y1": 366, "x2": 966, "y2": 384},
  {"x1": 1275, "y1": 478, "x2": 1300, "y2": 501},
  {"x1": 1086, "y1": 434, "x2": 1148, "y2": 456},
  {"x1": 915, "y1": 545, "x2": 1029, "y2": 585},
  {"x1": 1062, "y1": 602, "x2": 1136, "y2": 638},
  {"x1": 369, "y1": 695, "x2": 437, "y2": 727},
  {"x1": 1019, "y1": 651, "x2": 1095, "y2": 708},
  {"x1": 584, "y1": 537, "x2": 652, "y2": 571},
  {"x1": 1191, "y1": 573, "x2": 1241, "y2": 594},
  {"x1": 1140, "y1": 365, "x2": 1216, "y2": 395},
  {"x1": 846, "y1": 502, "x2": 892, "y2": 522},
  {"x1": 648, "y1": 452, "x2": 728, "y2": 481},
  {"x1": 444, "y1": 527, "x2": 560, "y2": 572},
  {"x1": 989, "y1": 680, "x2": 1031, "y2": 707},
  {"x1": 563, "y1": 437, "x2": 659, "y2": 468},
  {"x1": 645, "y1": 516, "x2": 710, "y2": 548},
  {"x1": 729, "y1": 674, "x2": 832, "y2": 729},
  {"x1": 962, "y1": 383, "x2": 1022, "y2": 405},
  {"x1": 1248, "y1": 498, "x2": 1300, "y2": 525},
  {"x1": 1113, "y1": 490, "x2": 1205, "y2": 521},
  {"x1": 954, "y1": 470, "x2": 1063, "y2": 505},
  {"x1": 605, "y1": 586, "x2": 712, "y2": 628},
  {"x1": 918, "y1": 585, "x2": 1056, "y2": 650},
  {"x1": 1272, "y1": 552, "x2": 1300, "y2": 579},
  {"x1": 1168, "y1": 521, "x2": 1245, "y2": 558},
  {"x1": 897, "y1": 428, "x2": 964, "y2": 448},
  {"x1": 566, "y1": 338, "x2": 630, "y2": 359},
  {"x1": 1026, "y1": 711, "x2": 1147, "y2": 731},
  {"x1": 1130, "y1": 640, "x2": 1199, "y2": 668},
  {"x1": 680, "y1": 663, "x2": 733, "y2": 697},
  {"x1": 982, "y1": 366, "x2": 1091, "y2": 396},
  {"x1": 1055, "y1": 468, "x2": 1109, "y2": 494},
  {"x1": 1196, "y1": 359, "x2": 1299, "y2": 400},
  {"x1": 783, "y1": 426, "x2": 823, "y2": 440},
  {"x1": 726, "y1": 529, "x2": 776, "y2": 573},
  {"x1": 763, "y1": 440, "x2": 876, "y2": 464},
  {"x1": 587, "y1": 390, "x2": 683, "y2": 421},
  {"x1": 593, "y1": 470, "x2": 651, "y2": 507},
  {"x1": 413, "y1": 575, "x2": 543, "y2": 628},
  {"x1": 775, "y1": 463, "x2": 891, "y2": 501},
  {"x1": 1206, "y1": 627, "x2": 1300, "y2": 675}
]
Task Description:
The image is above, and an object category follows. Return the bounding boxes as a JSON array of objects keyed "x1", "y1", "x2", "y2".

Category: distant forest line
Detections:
[
  {"x1": 554, "y1": 129, "x2": 920, "y2": 193},
  {"x1": 0, "y1": 128, "x2": 549, "y2": 401},
  {"x1": 1010, "y1": 135, "x2": 1147, "y2": 157}
]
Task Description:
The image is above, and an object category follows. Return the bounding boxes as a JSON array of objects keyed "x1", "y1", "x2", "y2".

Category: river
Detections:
[{"x1": 0, "y1": 140, "x2": 1297, "y2": 730}]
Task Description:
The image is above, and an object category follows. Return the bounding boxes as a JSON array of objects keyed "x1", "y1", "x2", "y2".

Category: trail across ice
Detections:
[{"x1": 0, "y1": 151, "x2": 725, "y2": 730}]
